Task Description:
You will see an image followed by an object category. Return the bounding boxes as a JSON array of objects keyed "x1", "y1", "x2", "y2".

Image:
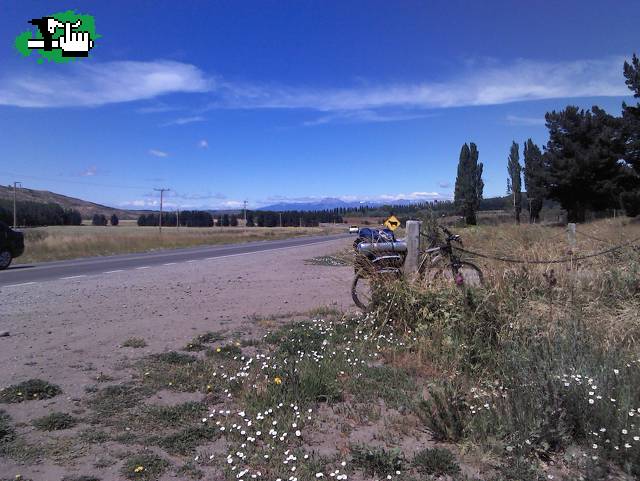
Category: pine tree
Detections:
[
  {"x1": 620, "y1": 54, "x2": 640, "y2": 216},
  {"x1": 523, "y1": 139, "x2": 546, "y2": 223},
  {"x1": 110, "y1": 214, "x2": 119, "y2": 226},
  {"x1": 544, "y1": 106, "x2": 625, "y2": 222},
  {"x1": 454, "y1": 143, "x2": 483, "y2": 225},
  {"x1": 507, "y1": 141, "x2": 522, "y2": 224}
]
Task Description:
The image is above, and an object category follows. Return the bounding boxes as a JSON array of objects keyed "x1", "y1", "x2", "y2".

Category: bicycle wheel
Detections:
[
  {"x1": 351, "y1": 270, "x2": 401, "y2": 310},
  {"x1": 427, "y1": 261, "x2": 484, "y2": 288}
]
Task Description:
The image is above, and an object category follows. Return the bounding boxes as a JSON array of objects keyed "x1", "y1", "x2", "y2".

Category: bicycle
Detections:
[
  {"x1": 418, "y1": 226, "x2": 483, "y2": 288},
  {"x1": 351, "y1": 231, "x2": 405, "y2": 309},
  {"x1": 351, "y1": 226, "x2": 483, "y2": 309}
]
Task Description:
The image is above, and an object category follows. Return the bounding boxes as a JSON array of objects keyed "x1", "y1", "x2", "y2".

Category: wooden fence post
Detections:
[
  {"x1": 405, "y1": 220, "x2": 422, "y2": 278},
  {"x1": 567, "y1": 223, "x2": 576, "y2": 248}
]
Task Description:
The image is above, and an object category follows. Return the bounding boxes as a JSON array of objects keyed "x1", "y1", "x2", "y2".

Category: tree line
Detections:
[
  {"x1": 0, "y1": 199, "x2": 82, "y2": 226},
  {"x1": 137, "y1": 209, "x2": 342, "y2": 227},
  {"x1": 455, "y1": 54, "x2": 640, "y2": 224}
]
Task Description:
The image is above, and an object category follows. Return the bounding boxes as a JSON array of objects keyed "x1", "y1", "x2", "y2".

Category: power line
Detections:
[{"x1": 0, "y1": 171, "x2": 152, "y2": 190}]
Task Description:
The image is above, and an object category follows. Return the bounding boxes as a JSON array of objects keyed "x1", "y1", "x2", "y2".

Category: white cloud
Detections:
[
  {"x1": 438, "y1": 181, "x2": 451, "y2": 188},
  {"x1": 148, "y1": 149, "x2": 168, "y2": 157},
  {"x1": 505, "y1": 114, "x2": 546, "y2": 126},
  {"x1": 215, "y1": 56, "x2": 630, "y2": 112},
  {"x1": 198, "y1": 139, "x2": 209, "y2": 149},
  {"x1": 302, "y1": 109, "x2": 436, "y2": 126},
  {"x1": 162, "y1": 116, "x2": 206, "y2": 126},
  {"x1": 0, "y1": 56, "x2": 631, "y2": 124},
  {"x1": 0, "y1": 61, "x2": 210, "y2": 108},
  {"x1": 80, "y1": 165, "x2": 97, "y2": 177}
]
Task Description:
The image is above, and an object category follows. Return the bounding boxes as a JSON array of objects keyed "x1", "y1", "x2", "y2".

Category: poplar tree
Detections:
[
  {"x1": 507, "y1": 141, "x2": 522, "y2": 224},
  {"x1": 523, "y1": 139, "x2": 545, "y2": 223},
  {"x1": 454, "y1": 143, "x2": 484, "y2": 225}
]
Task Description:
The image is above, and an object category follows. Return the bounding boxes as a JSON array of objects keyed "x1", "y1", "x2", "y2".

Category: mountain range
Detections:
[{"x1": 259, "y1": 197, "x2": 442, "y2": 212}]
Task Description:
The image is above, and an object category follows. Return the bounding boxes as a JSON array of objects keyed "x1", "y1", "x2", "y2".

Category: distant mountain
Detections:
[
  {"x1": 0, "y1": 185, "x2": 151, "y2": 219},
  {"x1": 259, "y1": 197, "x2": 438, "y2": 212}
]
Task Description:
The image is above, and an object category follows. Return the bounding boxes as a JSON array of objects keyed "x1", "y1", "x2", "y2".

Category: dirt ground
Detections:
[{"x1": 0, "y1": 238, "x2": 354, "y2": 480}]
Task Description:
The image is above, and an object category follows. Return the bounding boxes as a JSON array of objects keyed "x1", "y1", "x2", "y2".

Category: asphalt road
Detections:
[{"x1": 0, "y1": 233, "x2": 350, "y2": 287}]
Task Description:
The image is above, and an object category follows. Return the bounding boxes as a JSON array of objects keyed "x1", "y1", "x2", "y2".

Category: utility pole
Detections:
[
  {"x1": 176, "y1": 206, "x2": 180, "y2": 229},
  {"x1": 243, "y1": 200, "x2": 247, "y2": 223},
  {"x1": 12, "y1": 182, "x2": 22, "y2": 228},
  {"x1": 154, "y1": 188, "x2": 170, "y2": 232},
  {"x1": 279, "y1": 212, "x2": 283, "y2": 228}
]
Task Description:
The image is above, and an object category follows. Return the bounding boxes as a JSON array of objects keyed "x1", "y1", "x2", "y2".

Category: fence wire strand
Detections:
[{"x1": 452, "y1": 234, "x2": 640, "y2": 264}]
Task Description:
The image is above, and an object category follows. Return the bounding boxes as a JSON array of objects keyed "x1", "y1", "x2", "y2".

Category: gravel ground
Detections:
[{"x1": 0, "y1": 238, "x2": 353, "y2": 480}]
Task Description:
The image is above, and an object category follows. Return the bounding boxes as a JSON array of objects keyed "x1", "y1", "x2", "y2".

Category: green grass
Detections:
[
  {"x1": 156, "y1": 425, "x2": 220, "y2": 455},
  {"x1": 120, "y1": 453, "x2": 170, "y2": 481},
  {"x1": 347, "y1": 365, "x2": 415, "y2": 410},
  {"x1": 32, "y1": 412, "x2": 77, "y2": 431},
  {"x1": 0, "y1": 410, "x2": 15, "y2": 444},
  {"x1": 150, "y1": 351, "x2": 197, "y2": 365},
  {"x1": 87, "y1": 384, "x2": 151, "y2": 418},
  {"x1": 412, "y1": 447, "x2": 461, "y2": 476},
  {"x1": 350, "y1": 444, "x2": 404, "y2": 477},
  {"x1": 0, "y1": 379, "x2": 62, "y2": 403}
]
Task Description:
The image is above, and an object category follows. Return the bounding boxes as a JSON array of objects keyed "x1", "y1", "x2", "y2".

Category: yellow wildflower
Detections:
[
  {"x1": 274, "y1": 376, "x2": 282, "y2": 385},
  {"x1": 134, "y1": 466, "x2": 145, "y2": 473}
]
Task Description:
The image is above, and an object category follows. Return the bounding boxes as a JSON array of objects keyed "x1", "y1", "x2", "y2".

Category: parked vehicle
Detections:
[
  {"x1": 348, "y1": 225, "x2": 359, "y2": 234},
  {"x1": 0, "y1": 221, "x2": 25, "y2": 270}
]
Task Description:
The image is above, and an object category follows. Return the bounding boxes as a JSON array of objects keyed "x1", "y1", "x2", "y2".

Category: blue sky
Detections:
[{"x1": 0, "y1": 0, "x2": 638, "y2": 210}]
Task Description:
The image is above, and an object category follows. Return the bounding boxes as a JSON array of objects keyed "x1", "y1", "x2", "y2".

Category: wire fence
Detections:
[{"x1": 421, "y1": 226, "x2": 640, "y2": 265}]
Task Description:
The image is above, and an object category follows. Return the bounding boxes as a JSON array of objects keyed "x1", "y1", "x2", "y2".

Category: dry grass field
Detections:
[{"x1": 16, "y1": 224, "x2": 346, "y2": 264}]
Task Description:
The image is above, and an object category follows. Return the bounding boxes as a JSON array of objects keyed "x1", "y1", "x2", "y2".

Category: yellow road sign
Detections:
[{"x1": 384, "y1": 215, "x2": 400, "y2": 231}]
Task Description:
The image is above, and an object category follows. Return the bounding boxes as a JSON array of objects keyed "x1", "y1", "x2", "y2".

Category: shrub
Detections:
[
  {"x1": 350, "y1": 444, "x2": 403, "y2": 477},
  {"x1": 92, "y1": 213, "x2": 108, "y2": 226},
  {"x1": 0, "y1": 379, "x2": 62, "y2": 403},
  {"x1": 122, "y1": 337, "x2": 146, "y2": 348},
  {"x1": 120, "y1": 453, "x2": 170, "y2": 481},
  {"x1": 0, "y1": 410, "x2": 15, "y2": 444},
  {"x1": 412, "y1": 447, "x2": 461, "y2": 476},
  {"x1": 32, "y1": 412, "x2": 77, "y2": 431}
]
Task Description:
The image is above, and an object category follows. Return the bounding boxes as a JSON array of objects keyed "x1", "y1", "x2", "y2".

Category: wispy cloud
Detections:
[
  {"x1": 0, "y1": 56, "x2": 630, "y2": 123},
  {"x1": 438, "y1": 181, "x2": 451, "y2": 188},
  {"x1": 0, "y1": 61, "x2": 209, "y2": 108},
  {"x1": 198, "y1": 139, "x2": 209, "y2": 149},
  {"x1": 261, "y1": 191, "x2": 446, "y2": 205},
  {"x1": 80, "y1": 165, "x2": 97, "y2": 177},
  {"x1": 215, "y1": 56, "x2": 629, "y2": 112},
  {"x1": 302, "y1": 109, "x2": 436, "y2": 126},
  {"x1": 148, "y1": 149, "x2": 169, "y2": 158},
  {"x1": 505, "y1": 114, "x2": 546, "y2": 126},
  {"x1": 162, "y1": 116, "x2": 206, "y2": 126}
]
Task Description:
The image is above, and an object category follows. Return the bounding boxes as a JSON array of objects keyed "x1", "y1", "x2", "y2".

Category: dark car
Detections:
[{"x1": 0, "y1": 221, "x2": 24, "y2": 270}]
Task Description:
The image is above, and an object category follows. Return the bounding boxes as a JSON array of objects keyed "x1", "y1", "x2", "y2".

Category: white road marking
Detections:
[
  {"x1": 186, "y1": 260, "x2": 197, "y2": 263},
  {"x1": 60, "y1": 275, "x2": 86, "y2": 280},
  {"x1": 3, "y1": 281, "x2": 36, "y2": 288},
  {"x1": 135, "y1": 266, "x2": 150, "y2": 270},
  {"x1": 163, "y1": 262, "x2": 177, "y2": 266},
  {"x1": 104, "y1": 270, "x2": 124, "y2": 274}
]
